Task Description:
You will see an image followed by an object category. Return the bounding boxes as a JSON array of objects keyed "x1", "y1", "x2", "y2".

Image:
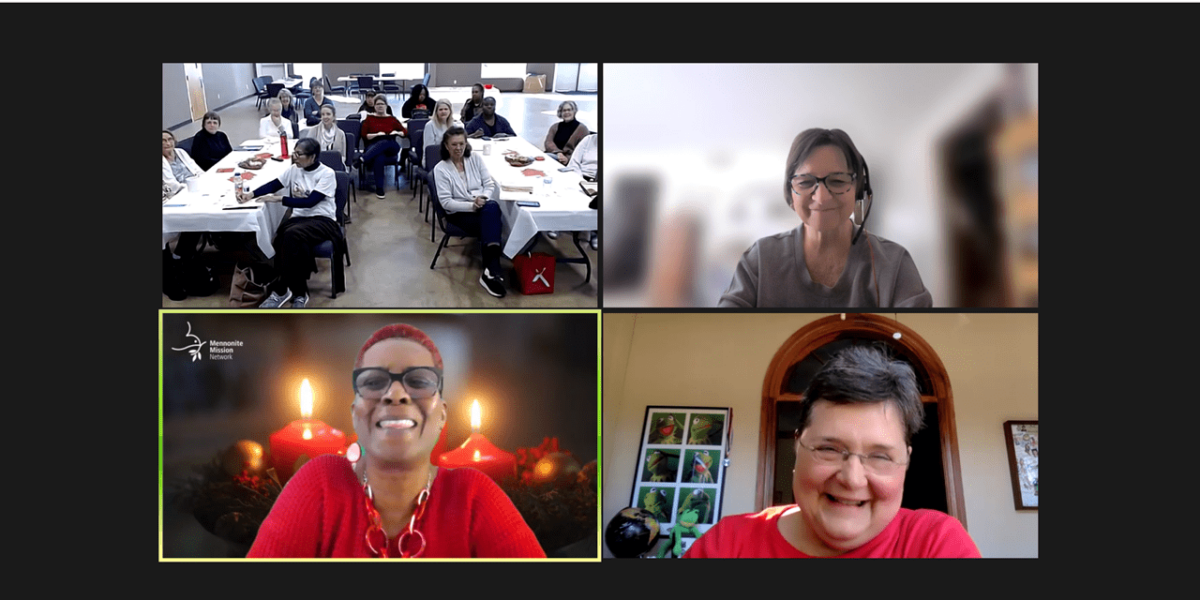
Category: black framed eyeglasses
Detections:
[
  {"x1": 352, "y1": 367, "x2": 443, "y2": 400},
  {"x1": 790, "y1": 172, "x2": 856, "y2": 195}
]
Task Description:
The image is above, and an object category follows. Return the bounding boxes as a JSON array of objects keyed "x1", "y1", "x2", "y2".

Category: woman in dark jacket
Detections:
[
  {"x1": 189, "y1": 112, "x2": 233, "y2": 171},
  {"x1": 402, "y1": 84, "x2": 433, "y2": 119}
]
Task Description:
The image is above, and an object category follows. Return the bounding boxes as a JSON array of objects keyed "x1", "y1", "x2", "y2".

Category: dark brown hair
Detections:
[
  {"x1": 783, "y1": 128, "x2": 866, "y2": 208},
  {"x1": 796, "y1": 345, "x2": 924, "y2": 445}
]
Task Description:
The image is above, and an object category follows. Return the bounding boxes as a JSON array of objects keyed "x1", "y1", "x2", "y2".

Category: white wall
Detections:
[{"x1": 602, "y1": 312, "x2": 1038, "y2": 558}]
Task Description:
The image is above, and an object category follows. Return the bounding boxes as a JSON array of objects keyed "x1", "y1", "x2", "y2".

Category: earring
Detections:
[{"x1": 346, "y1": 441, "x2": 362, "y2": 465}]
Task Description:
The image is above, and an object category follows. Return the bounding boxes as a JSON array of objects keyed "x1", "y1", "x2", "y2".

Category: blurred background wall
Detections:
[{"x1": 604, "y1": 64, "x2": 1038, "y2": 307}]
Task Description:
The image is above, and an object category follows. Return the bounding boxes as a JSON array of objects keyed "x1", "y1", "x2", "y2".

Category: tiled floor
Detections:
[{"x1": 165, "y1": 88, "x2": 598, "y2": 308}]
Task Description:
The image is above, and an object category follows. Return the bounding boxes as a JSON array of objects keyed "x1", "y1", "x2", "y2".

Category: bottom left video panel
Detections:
[{"x1": 159, "y1": 310, "x2": 599, "y2": 560}]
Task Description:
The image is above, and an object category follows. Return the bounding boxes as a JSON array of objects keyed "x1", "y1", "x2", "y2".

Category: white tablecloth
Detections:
[
  {"x1": 472, "y1": 136, "x2": 598, "y2": 258},
  {"x1": 162, "y1": 139, "x2": 294, "y2": 258}
]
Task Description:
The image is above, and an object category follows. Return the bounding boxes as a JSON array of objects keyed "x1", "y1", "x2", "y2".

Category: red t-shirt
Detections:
[
  {"x1": 683, "y1": 505, "x2": 981, "y2": 558},
  {"x1": 247, "y1": 455, "x2": 545, "y2": 558}
]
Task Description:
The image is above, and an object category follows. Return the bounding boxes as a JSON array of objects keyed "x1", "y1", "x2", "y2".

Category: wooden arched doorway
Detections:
[{"x1": 757, "y1": 314, "x2": 968, "y2": 529}]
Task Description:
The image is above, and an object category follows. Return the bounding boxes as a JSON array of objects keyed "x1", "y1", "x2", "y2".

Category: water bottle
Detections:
[
  {"x1": 280, "y1": 129, "x2": 289, "y2": 159},
  {"x1": 233, "y1": 170, "x2": 242, "y2": 197}
]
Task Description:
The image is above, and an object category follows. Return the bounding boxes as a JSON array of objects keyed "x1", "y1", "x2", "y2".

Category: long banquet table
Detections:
[
  {"x1": 473, "y1": 135, "x2": 598, "y2": 281},
  {"x1": 162, "y1": 139, "x2": 296, "y2": 258}
]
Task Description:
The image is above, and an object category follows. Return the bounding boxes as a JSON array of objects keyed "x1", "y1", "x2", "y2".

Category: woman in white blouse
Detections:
[
  {"x1": 162, "y1": 130, "x2": 202, "y2": 196},
  {"x1": 432, "y1": 127, "x2": 507, "y2": 298},
  {"x1": 422, "y1": 99, "x2": 458, "y2": 151},
  {"x1": 301, "y1": 104, "x2": 347, "y2": 167},
  {"x1": 260, "y1": 98, "x2": 293, "y2": 140}
]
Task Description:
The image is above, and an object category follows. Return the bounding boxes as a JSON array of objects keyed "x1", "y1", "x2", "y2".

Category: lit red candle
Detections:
[
  {"x1": 438, "y1": 400, "x2": 516, "y2": 482},
  {"x1": 269, "y1": 378, "x2": 346, "y2": 483}
]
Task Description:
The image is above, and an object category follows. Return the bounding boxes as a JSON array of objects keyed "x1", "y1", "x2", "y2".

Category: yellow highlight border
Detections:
[{"x1": 159, "y1": 308, "x2": 602, "y2": 562}]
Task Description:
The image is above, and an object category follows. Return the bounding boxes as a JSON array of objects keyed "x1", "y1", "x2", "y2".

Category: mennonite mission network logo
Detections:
[{"x1": 171, "y1": 321, "x2": 242, "y2": 361}]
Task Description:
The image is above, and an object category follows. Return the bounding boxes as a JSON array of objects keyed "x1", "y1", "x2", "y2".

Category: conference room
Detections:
[{"x1": 163, "y1": 63, "x2": 599, "y2": 308}]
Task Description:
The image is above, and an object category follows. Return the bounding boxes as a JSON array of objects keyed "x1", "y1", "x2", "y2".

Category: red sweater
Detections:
[
  {"x1": 361, "y1": 114, "x2": 407, "y2": 147},
  {"x1": 247, "y1": 455, "x2": 545, "y2": 558},
  {"x1": 683, "y1": 506, "x2": 981, "y2": 558}
]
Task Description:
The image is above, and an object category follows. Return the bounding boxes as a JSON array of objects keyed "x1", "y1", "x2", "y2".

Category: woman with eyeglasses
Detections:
[
  {"x1": 248, "y1": 324, "x2": 545, "y2": 558},
  {"x1": 718, "y1": 129, "x2": 931, "y2": 308},
  {"x1": 361, "y1": 95, "x2": 407, "y2": 199},
  {"x1": 544, "y1": 101, "x2": 589, "y2": 166},
  {"x1": 683, "y1": 345, "x2": 979, "y2": 558},
  {"x1": 233, "y1": 138, "x2": 339, "y2": 309}
]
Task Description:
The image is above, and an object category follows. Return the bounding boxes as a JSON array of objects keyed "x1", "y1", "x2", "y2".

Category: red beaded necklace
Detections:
[{"x1": 362, "y1": 471, "x2": 433, "y2": 558}]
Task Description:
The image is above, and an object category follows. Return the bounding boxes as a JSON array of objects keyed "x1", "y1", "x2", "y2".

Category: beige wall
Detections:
[{"x1": 602, "y1": 313, "x2": 1038, "y2": 558}]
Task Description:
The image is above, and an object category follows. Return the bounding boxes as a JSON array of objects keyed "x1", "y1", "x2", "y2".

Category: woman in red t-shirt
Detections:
[
  {"x1": 683, "y1": 346, "x2": 981, "y2": 559},
  {"x1": 360, "y1": 96, "x2": 407, "y2": 198}
]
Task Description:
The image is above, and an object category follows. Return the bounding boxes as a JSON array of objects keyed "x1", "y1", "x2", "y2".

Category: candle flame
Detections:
[
  {"x1": 470, "y1": 399, "x2": 481, "y2": 432},
  {"x1": 473, "y1": 449, "x2": 481, "y2": 461},
  {"x1": 300, "y1": 378, "x2": 313, "y2": 419}
]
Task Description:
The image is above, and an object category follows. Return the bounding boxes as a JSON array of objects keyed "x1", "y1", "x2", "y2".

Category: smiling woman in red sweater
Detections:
[{"x1": 248, "y1": 324, "x2": 545, "y2": 558}]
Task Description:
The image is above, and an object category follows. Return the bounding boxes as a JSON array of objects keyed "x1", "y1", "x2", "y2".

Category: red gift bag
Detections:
[{"x1": 513, "y1": 252, "x2": 555, "y2": 294}]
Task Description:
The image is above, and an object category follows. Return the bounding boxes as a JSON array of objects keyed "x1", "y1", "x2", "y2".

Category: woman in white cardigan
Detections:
[
  {"x1": 301, "y1": 104, "x2": 347, "y2": 166},
  {"x1": 432, "y1": 127, "x2": 507, "y2": 298},
  {"x1": 162, "y1": 130, "x2": 202, "y2": 196}
]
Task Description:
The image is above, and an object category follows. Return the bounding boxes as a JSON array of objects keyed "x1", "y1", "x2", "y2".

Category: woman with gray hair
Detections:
[
  {"x1": 259, "y1": 98, "x2": 291, "y2": 140},
  {"x1": 684, "y1": 345, "x2": 979, "y2": 558},
  {"x1": 543, "y1": 100, "x2": 589, "y2": 166},
  {"x1": 303, "y1": 82, "x2": 335, "y2": 126}
]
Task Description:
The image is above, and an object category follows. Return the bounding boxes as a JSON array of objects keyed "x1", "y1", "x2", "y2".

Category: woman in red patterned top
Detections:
[
  {"x1": 248, "y1": 324, "x2": 545, "y2": 558},
  {"x1": 683, "y1": 345, "x2": 980, "y2": 558},
  {"x1": 360, "y1": 96, "x2": 407, "y2": 199}
]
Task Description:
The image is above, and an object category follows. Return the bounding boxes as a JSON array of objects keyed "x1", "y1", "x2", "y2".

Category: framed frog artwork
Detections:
[{"x1": 631, "y1": 406, "x2": 731, "y2": 557}]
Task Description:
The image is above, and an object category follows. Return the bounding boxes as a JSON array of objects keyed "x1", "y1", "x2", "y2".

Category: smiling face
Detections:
[
  {"x1": 792, "y1": 400, "x2": 909, "y2": 556},
  {"x1": 791, "y1": 145, "x2": 856, "y2": 233},
  {"x1": 162, "y1": 132, "x2": 175, "y2": 155},
  {"x1": 560, "y1": 103, "x2": 575, "y2": 122},
  {"x1": 320, "y1": 105, "x2": 335, "y2": 127},
  {"x1": 446, "y1": 133, "x2": 467, "y2": 162},
  {"x1": 351, "y1": 339, "x2": 447, "y2": 468}
]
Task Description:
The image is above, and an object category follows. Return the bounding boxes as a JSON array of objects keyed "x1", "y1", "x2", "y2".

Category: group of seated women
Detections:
[{"x1": 164, "y1": 83, "x2": 600, "y2": 303}]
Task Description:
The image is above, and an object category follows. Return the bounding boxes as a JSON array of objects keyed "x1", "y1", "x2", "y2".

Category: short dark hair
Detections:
[
  {"x1": 783, "y1": 128, "x2": 866, "y2": 208},
  {"x1": 439, "y1": 126, "x2": 471, "y2": 160},
  {"x1": 482, "y1": 96, "x2": 496, "y2": 108},
  {"x1": 294, "y1": 137, "x2": 321, "y2": 158},
  {"x1": 796, "y1": 345, "x2": 924, "y2": 445},
  {"x1": 201, "y1": 111, "x2": 221, "y2": 126},
  {"x1": 472, "y1": 82, "x2": 484, "y2": 93}
]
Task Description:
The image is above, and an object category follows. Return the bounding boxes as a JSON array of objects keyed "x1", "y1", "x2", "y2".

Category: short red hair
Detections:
[{"x1": 354, "y1": 324, "x2": 443, "y2": 370}]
